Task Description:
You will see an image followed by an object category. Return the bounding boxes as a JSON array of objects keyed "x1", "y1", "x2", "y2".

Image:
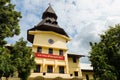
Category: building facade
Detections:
[
  {"x1": 81, "y1": 63, "x2": 94, "y2": 80},
  {"x1": 27, "y1": 5, "x2": 83, "y2": 80}
]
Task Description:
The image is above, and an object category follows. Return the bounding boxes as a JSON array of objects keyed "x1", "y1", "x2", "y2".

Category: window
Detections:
[
  {"x1": 59, "y1": 50, "x2": 63, "y2": 56},
  {"x1": 37, "y1": 47, "x2": 42, "y2": 53},
  {"x1": 59, "y1": 66, "x2": 64, "y2": 74},
  {"x1": 34, "y1": 65, "x2": 40, "y2": 73},
  {"x1": 73, "y1": 58, "x2": 77, "y2": 63},
  {"x1": 52, "y1": 21, "x2": 58, "y2": 25},
  {"x1": 46, "y1": 19, "x2": 51, "y2": 23},
  {"x1": 47, "y1": 65, "x2": 53, "y2": 73},
  {"x1": 74, "y1": 71, "x2": 78, "y2": 76},
  {"x1": 49, "y1": 48, "x2": 53, "y2": 54},
  {"x1": 86, "y1": 74, "x2": 89, "y2": 80}
]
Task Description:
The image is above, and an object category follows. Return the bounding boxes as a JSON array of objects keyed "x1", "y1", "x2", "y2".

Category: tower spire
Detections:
[
  {"x1": 42, "y1": 4, "x2": 57, "y2": 20},
  {"x1": 27, "y1": 5, "x2": 69, "y2": 43}
]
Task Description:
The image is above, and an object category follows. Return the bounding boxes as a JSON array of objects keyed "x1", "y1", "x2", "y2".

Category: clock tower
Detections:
[{"x1": 27, "y1": 5, "x2": 82, "y2": 80}]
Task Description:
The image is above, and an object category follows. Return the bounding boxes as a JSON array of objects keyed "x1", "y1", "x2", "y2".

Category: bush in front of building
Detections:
[
  {"x1": 53, "y1": 77, "x2": 64, "y2": 80},
  {"x1": 71, "y1": 77, "x2": 82, "y2": 80},
  {"x1": 34, "y1": 76, "x2": 45, "y2": 80}
]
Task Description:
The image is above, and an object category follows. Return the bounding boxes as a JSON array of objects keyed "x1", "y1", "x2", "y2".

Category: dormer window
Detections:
[
  {"x1": 52, "y1": 21, "x2": 58, "y2": 25},
  {"x1": 46, "y1": 19, "x2": 51, "y2": 23}
]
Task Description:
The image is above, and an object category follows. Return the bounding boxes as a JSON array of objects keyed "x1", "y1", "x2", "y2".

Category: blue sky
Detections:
[{"x1": 6, "y1": 0, "x2": 120, "y2": 63}]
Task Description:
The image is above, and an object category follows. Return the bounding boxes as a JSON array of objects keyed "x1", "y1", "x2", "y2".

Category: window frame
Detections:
[
  {"x1": 59, "y1": 66, "x2": 64, "y2": 74},
  {"x1": 37, "y1": 47, "x2": 42, "y2": 53},
  {"x1": 74, "y1": 71, "x2": 78, "y2": 76},
  {"x1": 73, "y1": 58, "x2": 77, "y2": 63},
  {"x1": 86, "y1": 74, "x2": 89, "y2": 80},
  {"x1": 59, "y1": 50, "x2": 63, "y2": 56},
  {"x1": 47, "y1": 65, "x2": 53, "y2": 73},
  {"x1": 34, "y1": 65, "x2": 40, "y2": 73},
  {"x1": 48, "y1": 48, "x2": 53, "y2": 54}
]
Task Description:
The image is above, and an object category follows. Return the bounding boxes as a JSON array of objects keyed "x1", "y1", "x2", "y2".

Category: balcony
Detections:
[{"x1": 29, "y1": 72, "x2": 72, "y2": 78}]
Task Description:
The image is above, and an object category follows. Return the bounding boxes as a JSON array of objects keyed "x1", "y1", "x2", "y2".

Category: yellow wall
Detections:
[
  {"x1": 29, "y1": 30, "x2": 82, "y2": 79},
  {"x1": 82, "y1": 71, "x2": 94, "y2": 80},
  {"x1": 29, "y1": 31, "x2": 70, "y2": 50},
  {"x1": 34, "y1": 58, "x2": 68, "y2": 73},
  {"x1": 30, "y1": 31, "x2": 70, "y2": 74},
  {"x1": 68, "y1": 57, "x2": 82, "y2": 77}
]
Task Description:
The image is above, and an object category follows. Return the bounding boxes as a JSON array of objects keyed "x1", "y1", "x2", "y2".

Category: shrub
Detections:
[
  {"x1": 71, "y1": 77, "x2": 82, "y2": 80},
  {"x1": 53, "y1": 77, "x2": 64, "y2": 80},
  {"x1": 34, "y1": 76, "x2": 45, "y2": 80}
]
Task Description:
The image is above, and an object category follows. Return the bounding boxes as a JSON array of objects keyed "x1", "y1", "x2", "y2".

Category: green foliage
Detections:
[
  {"x1": 11, "y1": 38, "x2": 35, "y2": 80},
  {"x1": 0, "y1": 0, "x2": 22, "y2": 78},
  {"x1": 53, "y1": 77, "x2": 64, "y2": 80},
  {"x1": 0, "y1": 38, "x2": 35, "y2": 80},
  {"x1": 0, "y1": 0, "x2": 21, "y2": 46},
  {"x1": 0, "y1": 0, "x2": 35, "y2": 80},
  {"x1": 0, "y1": 47, "x2": 16, "y2": 78},
  {"x1": 34, "y1": 76, "x2": 45, "y2": 80},
  {"x1": 90, "y1": 24, "x2": 120, "y2": 80}
]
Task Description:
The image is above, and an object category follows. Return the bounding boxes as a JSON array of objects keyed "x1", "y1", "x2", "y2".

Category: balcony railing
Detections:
[{"x1": 30, "y1": 72, "x2": 72, "y2": 78}]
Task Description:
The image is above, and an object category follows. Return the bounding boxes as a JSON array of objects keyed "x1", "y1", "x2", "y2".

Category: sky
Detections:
[{"x1": 6, "y1": 0, "x2": 120, "y2": 63}]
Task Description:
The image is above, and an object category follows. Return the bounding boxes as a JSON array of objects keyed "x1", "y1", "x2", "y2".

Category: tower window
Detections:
[
  {"x1": 46, "y1": 19, "x2": 51, "y2": 23},
  {"x1": 73, "y1": 58, "x2": 77, "y2": 63},
  {"x1": 49, "y1": 48, "x2": 53, "y2": 54},
  {"x1": 47, "y1": 65, "x2": 53, "y2": 73},
  {"x1": 37, "y1": 47, "x2": 42, "y2": 53},
  {"x1": 59, "y1": 50, "x2": 63, "y2": 56},
  {"x1": 52, "y1": 21, "x2": 58, "y2": 25},
  {"x1": 74, "y1": 71, "x2": 78, "y2": 76},
  {"x1": 59, "y1": 66, "x2": 64, "y2": 74},
  {"x1": 34, "y1": 65, "x2": 40, "y2": 73}
]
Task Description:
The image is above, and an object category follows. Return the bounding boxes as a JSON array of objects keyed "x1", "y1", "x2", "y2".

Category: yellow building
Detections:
[
  {"x1": 81, "y1": 63, "x2": 94, "y2": 80},
  {"x1": 27, "y1": 5, "x2": 83, "y2": 80}
]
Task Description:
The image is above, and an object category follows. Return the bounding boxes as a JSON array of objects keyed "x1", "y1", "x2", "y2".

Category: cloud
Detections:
[{"x1": 8, "y1": 0, "x2": 120, "y2": 63}]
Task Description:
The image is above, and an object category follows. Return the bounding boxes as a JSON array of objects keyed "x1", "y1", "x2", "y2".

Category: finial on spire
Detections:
[
  {"x1": 48, "y1": 3, "x2": 51, "y2": 6},
  {"x1": 42, "y1": 4, "x2": 57, "y2": 20},
  {"x1": 48, "y1": 0, "x2": 51, "y2": 6}
]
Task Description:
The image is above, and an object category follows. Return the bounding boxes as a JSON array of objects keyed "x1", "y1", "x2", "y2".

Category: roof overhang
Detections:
[{"x1": 67, "y1": 54, "x2": 85, "y2": 58}]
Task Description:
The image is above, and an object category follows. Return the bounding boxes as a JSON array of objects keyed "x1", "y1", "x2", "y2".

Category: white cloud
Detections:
[
  {"x1": 106, "y1": 16, "x2": 120, "y2": 26},
  {"x1": 8, "y1": 0, "x2": 120, "y2": 63}
]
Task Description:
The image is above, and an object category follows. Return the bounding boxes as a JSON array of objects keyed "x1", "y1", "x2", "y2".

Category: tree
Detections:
[
  {"x1": 0, "y1": 0, "x2": 21, "y2": 46},
  {"x1": 0, "y1": 47, "x2": 16, "y2": 79},
  {"x1": 11, "y1": 38, "x2": 35, "y2": 80},
  {"x1": 0, "y1": 0, "x2": 21, "y2": 79},
  {"x1": 89, "y1": 24, "x2": 120, "y2": 80},
  {"x1": 0, "y1": 0, "x2": 35, "y2": 80}
]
